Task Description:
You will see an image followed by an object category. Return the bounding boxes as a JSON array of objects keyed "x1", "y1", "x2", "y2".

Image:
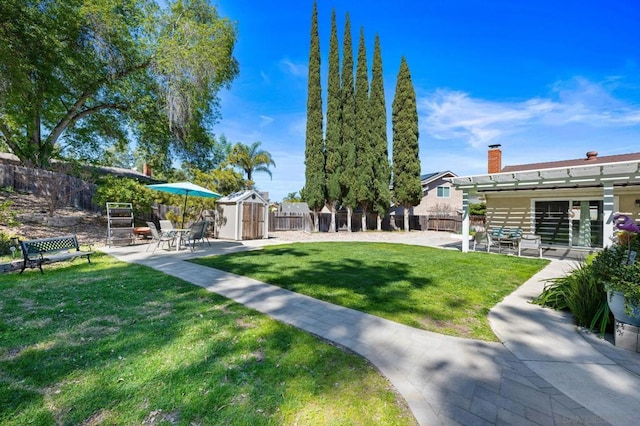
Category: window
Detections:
[{"x1": 436, "y1": 186, "x2": 450, "y2": 198}]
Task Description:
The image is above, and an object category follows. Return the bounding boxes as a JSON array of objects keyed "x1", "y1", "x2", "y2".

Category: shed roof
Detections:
[{"x1": 218, "y1": 189, "x2": 268, "y2": 204}]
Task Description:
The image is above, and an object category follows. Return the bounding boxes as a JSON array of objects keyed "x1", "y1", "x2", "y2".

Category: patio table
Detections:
[{"x1": 172, "y1": 229, "x2": 190, "y2": 251}]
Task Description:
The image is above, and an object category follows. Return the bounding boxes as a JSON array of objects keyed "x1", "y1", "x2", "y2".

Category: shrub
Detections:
[
  {"x1": 93, "y1": 176, "x2": 154, "y2": 220},
  {"x1": 0, "y1": 199, "x2": 19, "y2": 227},
  {"x1": 0, "y1": 231, "x2": 16, "y2": 256},
  {"x1": 533, "y1": 260, "x2": 611, "y2": 334}
]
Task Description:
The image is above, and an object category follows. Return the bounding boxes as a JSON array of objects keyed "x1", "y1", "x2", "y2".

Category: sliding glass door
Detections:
[{"x1": 534, "y1": 199, "x2": 604, "y2": 248}]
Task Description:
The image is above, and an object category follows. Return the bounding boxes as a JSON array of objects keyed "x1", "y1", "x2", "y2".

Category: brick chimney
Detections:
[
  {"x1": 143, "y1": 163, "x2": 152, "y2": 177},
  {"x1": 488, "y1": 144, "x2": 502, "y2": 174}
]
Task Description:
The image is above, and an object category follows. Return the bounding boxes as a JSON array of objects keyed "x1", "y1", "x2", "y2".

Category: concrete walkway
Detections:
[{"x1": 102, "y1": 237, "x2": 640, "y2": 425}]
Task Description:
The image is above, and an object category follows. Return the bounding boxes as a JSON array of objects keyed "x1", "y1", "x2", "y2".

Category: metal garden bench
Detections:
[{"x1": 19, "y1": 235, "x2": 94, "y2": 274}]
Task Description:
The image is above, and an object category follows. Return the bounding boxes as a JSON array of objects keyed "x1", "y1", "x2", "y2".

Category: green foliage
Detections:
[
  {"x1": 354, "y1": 27, "x2": 374, "y2": 218},
  {"x1": 304, "y1": 2, "x2": 326, "y2": 212},
  {"x1": 226, "y1": 141, "x2": 275, "y2": 189},
  {"x1": 0, "y1": 0, "x2": 238, "y2": 168},
  {"x1": 391, "y1": 57, "x2": 422, "y2": 209},
  {"x1": 283, "y1": 192, "x2": 302, "y2": 202},
  {"x1": 370, "y1": 35, "x2": 391, "y2": 218},
  {"x1": 93, "y1": 176, "x2": 154, "y2": 220},
  {"x1": 603, "y1": 239, "x2": 640, "y2": 314},
  {"x1": 469, "y1": 202, "x2": 486, "y2": 216},
  {"x1": 0, "y1": 199, "x2": 19, "y2": 227},
  {"x1": 532, "y1": 241, "x2": 640, "y2": 334},
  {"x1": 339, "y1": 13, "x2": 357, "y2": 210},
  {"x1": 0, "y1": 231, "x2": 15, "y2": 256},
  {"x1": 190, "y1": 167, "x2": 243, "y2": 197},
  {"x1": 324, "y1": 9, "x2": 342, "y2": 216}
]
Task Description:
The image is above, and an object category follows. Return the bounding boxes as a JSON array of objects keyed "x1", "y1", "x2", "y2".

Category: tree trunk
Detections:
[
  {"x1": 328, "y1": 203, "x2": 337, "y2": 232},
  {"x1": 404, "y1": 206, "x2": 410, "y2": 232},
  {"x1": 376, "y1": 214, "x2": 382, "y2": 231},
  {"x1": 313, "y1": 211, "x2": 320, "y2": 232},
  {"x1": 361, "y1": 206, "x2": 367, "y2": 232},
  {"x1": 347, "y1": 206, "x2": 353, "y2": 232}
]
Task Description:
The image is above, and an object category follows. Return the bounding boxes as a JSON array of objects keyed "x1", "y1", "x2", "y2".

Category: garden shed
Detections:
[{"x1": 215, "y1": 190, "x2": 269, "y2": 240}]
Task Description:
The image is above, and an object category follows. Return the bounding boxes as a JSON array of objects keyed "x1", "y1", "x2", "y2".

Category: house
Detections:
[
  {"x1": 450, "y1": 145, "x2": 640, "y2": 252},
  {"x1": 391, "y1": 171, "x2": 462, "y2": 216}
]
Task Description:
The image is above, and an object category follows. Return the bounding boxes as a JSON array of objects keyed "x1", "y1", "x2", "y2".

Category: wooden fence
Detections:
[
  {"x1": 0, "y1": 163, "x2": 98, "y2": 211},
  {"x1": 269, "y1": 211, "x2": 485, "y2": 233}
]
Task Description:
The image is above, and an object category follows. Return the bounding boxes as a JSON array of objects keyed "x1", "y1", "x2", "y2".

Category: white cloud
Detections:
[
  {"x1": 259, "y1": 115, "x2": 274, "y2": 127},
  {"x1": 279, "y1": 58, "x2": 307, "y2": 77},
  {"x1": 419, "y1": 77, "x2": 640, "y2": 149}
]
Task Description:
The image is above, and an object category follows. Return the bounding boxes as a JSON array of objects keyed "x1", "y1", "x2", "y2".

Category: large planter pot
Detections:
[{"x1": 607, "y1": 290, "x2": 640, "y2": 327}]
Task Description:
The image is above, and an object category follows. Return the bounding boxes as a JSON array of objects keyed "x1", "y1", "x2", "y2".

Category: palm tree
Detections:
[{"x1": 227, "y1": 141, "x2": 276, "y2": 189}]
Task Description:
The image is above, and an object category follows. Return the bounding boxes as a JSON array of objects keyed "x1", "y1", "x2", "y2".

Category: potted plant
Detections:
[{"x1": 594, "y1": 236, "x2": 640, "y2": 327}]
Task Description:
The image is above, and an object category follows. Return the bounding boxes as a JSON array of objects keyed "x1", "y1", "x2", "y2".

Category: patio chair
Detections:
[
  {"x1": 472, "y1": 231, "x2": 493, "y2": 252},
  {"x1": 518, "y1": 234, "x2": 542, "y2": 257},
  {"x1": 146, "y1": 221, "x2": 174, "y2": 252},
  {"x1": 159, "y1": 220, "x2": 175, "y2": 235},
  {"x1": 186, "y1": 221, "x2": 211, "y2": 252}
]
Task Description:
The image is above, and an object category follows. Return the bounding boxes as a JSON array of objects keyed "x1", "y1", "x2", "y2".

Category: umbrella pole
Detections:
[{"x1": 182, "y1": 192, "x2": 189, "y2": 228}]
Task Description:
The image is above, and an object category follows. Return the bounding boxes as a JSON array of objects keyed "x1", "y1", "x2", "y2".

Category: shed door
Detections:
[{"x1": 242, "y1": 203, "x2": 264, "y2": 239}]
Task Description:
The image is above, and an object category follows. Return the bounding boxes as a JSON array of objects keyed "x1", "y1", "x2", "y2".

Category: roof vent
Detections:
[{"x1": 586, "y1": 151, "x2": 598, "y2": 161}]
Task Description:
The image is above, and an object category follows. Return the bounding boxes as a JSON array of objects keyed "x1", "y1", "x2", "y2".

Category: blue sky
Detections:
[{"x1": 214, "y1": 0, "x2": 640, "y2": 202}]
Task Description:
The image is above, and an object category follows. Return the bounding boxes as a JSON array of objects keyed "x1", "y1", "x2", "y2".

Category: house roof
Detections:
[
  {"x1": 502, "y1": 152, "x2": 640, "y2": 173},
  {"x1": 449, "y1": 153, "x2": 640, "y2": 191}
]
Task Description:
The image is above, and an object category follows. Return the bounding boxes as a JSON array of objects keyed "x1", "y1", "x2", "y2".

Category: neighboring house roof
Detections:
[
  {"x1": 420, "y1": 171, "x2": 457, "y2": 184},
  {"x1": 502, "y1": 152, "x2": 640, "y2": 173},
  {"x1": 281, "y1": 202, "x2": 311, "y2": 214}
]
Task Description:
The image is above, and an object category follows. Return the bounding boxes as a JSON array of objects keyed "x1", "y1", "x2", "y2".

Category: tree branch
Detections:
[{"x1": 47, "y1": 60, "x2": 151, "y2": 148}]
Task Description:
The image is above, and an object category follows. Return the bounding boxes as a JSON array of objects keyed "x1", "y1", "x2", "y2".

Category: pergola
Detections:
[{"x1": 449, "y1": 160, "x2": 640, "y2": 252}]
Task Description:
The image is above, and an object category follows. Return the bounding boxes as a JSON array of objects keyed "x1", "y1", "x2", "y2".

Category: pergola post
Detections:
[
  {"x1": 461, "y1": 191, "x2": 470, "y2": 253},
  {"x1": 603, "y1": 183, "x2": 615, "y2": 247}
]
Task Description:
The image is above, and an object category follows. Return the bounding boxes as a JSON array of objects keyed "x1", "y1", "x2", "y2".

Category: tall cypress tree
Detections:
[
  {"x1": 325, "y1": 9, "x2": 341, "y2": 233},
  {"x1": 304, "y1": 1, "x2": 325, "y2": 232},
  {"x1": 370, "y1": 35, "x2": 390, "y2": 231},
  {"x1": 392, "y1": 57, "x2": 422, "y2": 232},
  {"x1": 339, "y1": 13, "x2": 356, "y2": 232},
  {"x1": 354, "y1": 27, "x2": 373, "y2": 232}
]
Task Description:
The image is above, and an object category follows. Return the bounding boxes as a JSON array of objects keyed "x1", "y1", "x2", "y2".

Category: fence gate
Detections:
[{"x1": 242, "y1": 203, "x2": 264, "y2": 240}]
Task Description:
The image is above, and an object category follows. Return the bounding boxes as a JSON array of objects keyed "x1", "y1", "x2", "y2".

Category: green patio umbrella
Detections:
[{"x1": 147, "y1": 181, "x2": 222, "y2": 228}]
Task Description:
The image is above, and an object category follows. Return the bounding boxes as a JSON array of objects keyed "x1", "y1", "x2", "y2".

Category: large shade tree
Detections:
[
  {"x1": 304, "y1": 1, "x2": 325, "y2": 232},
  {"x1": 392, "y1": 57, "x2": 422, "y2": 232},
  {"x1": 0, "y1": 0, "x2": 238, "y2": 171}
]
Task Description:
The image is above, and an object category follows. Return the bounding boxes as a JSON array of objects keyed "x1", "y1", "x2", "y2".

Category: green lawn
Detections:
[
  {"x1": 193, "y1": 242, "x2": 549, "y2": 341},
  {"x1": 1, "y1": 254, "x2": 416, "y2": 425}
]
